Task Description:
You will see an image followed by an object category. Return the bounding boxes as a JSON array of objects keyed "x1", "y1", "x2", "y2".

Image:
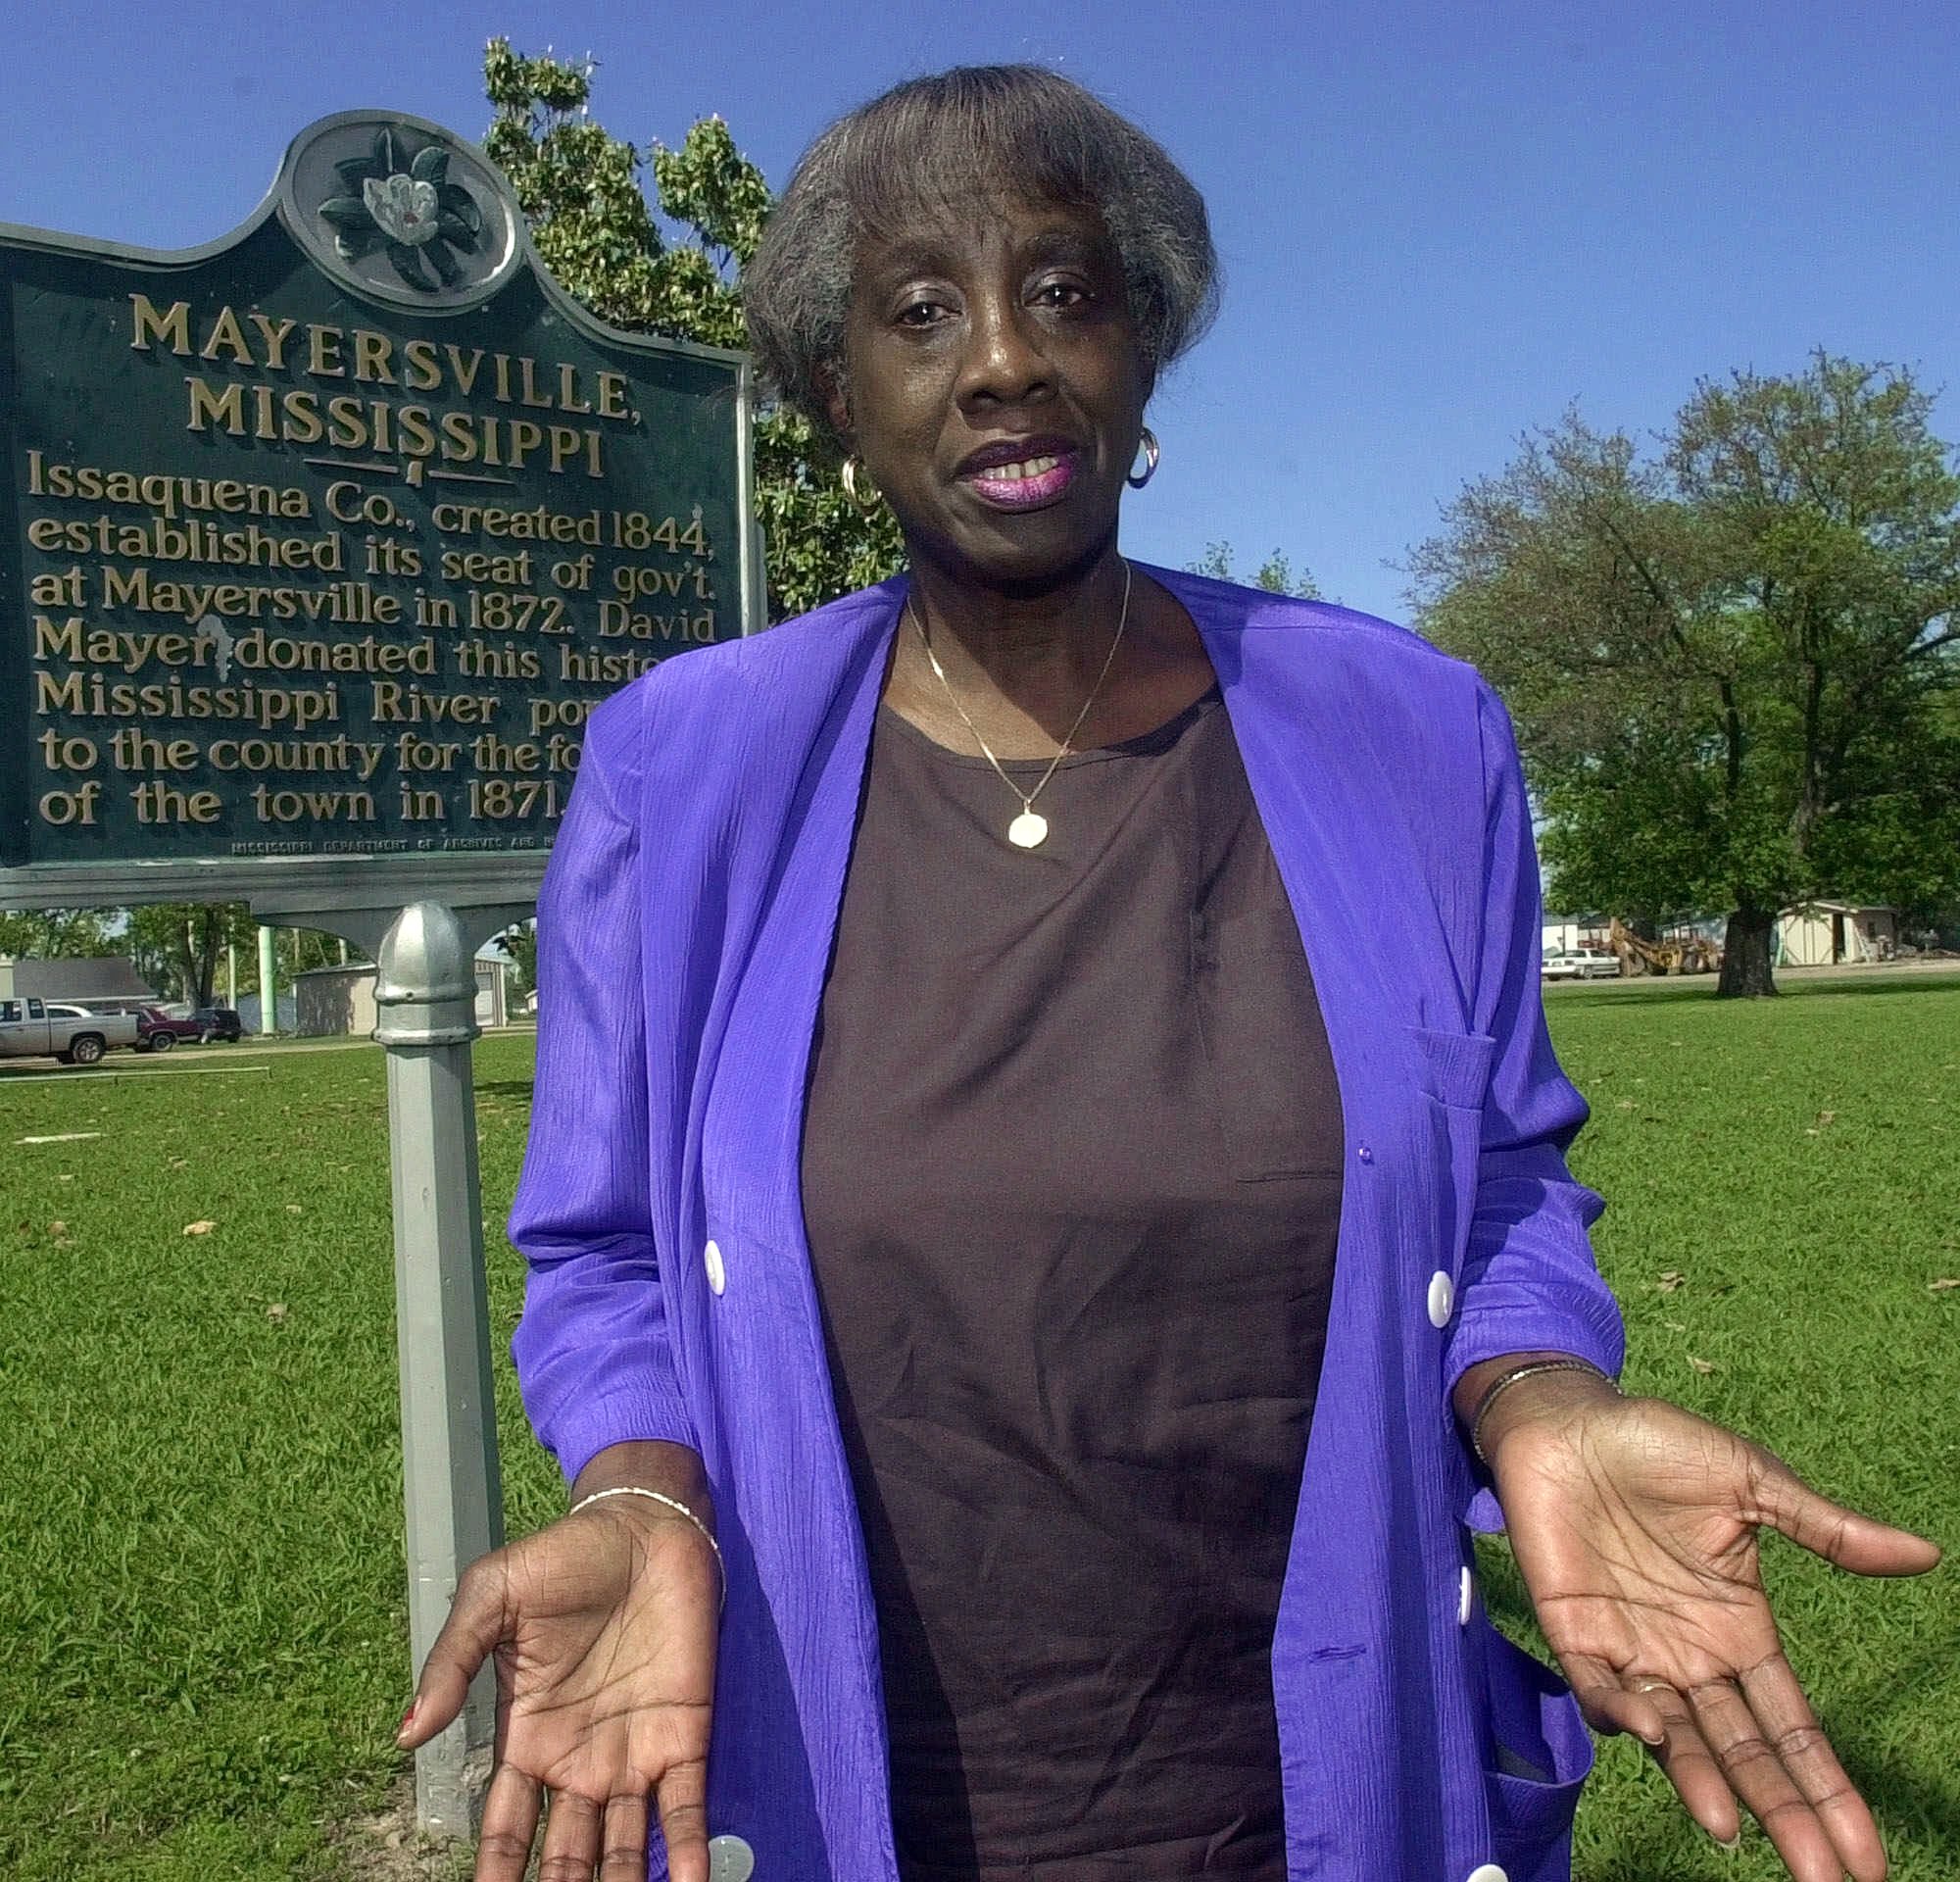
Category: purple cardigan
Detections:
[{"x1": 508, "y1": 567, "x2": 1626, "y2": 1882}]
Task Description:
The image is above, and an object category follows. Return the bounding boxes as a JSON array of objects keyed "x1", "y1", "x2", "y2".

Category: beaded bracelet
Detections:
[
  {"x1": 1468, "y1": 1359, "x2": 1618, "y2": 1469},
  {"x1": 568, "y1": 1485, "x2": 726, "y2": 1611}
]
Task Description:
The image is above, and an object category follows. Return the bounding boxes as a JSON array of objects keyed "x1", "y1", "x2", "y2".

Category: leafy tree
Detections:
[
  {"x1": 1409, "y1": 354, "x2": 1960, "y2": 996},
  {"x1": 483, "y1": 41, "x2": 904, "y2": 619},
  {"x1": 1188, "y1": 542, "x2": 1322, "y2": 598},
  {"x1": 117, "y1": 906, "x2": 362, "y2": 1007},
  {"x1": 0, "y1": 905, "x2": 320, "y2": 1009},
  {"x1": 282, "y1": 926, "x2": 367, "y2": 976},
  {"x1": 0, "y1": 908, "x2": 116, "y2": 959},
  {"x1": 123, "y1": 903, "x2": 259, "y2": 1008}
]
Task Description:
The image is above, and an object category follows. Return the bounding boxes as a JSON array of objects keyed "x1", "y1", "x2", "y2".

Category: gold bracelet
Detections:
[
  {"x1": 1468, "y1": 1359, "x2": 1617, "y2": 1469},
  {"x1": 567, "y1": 1484, "x2": 726, "y2": 1611}
]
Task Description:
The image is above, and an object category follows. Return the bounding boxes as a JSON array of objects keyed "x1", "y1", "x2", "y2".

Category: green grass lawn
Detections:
[{"x1": 1, "y1": 976, "x2": 1954, "y2": 1880}]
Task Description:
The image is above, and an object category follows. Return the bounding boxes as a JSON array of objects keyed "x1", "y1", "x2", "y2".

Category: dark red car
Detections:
[{"x1": 133, "y1": 1005, "x2": 205, "y2": 1053}]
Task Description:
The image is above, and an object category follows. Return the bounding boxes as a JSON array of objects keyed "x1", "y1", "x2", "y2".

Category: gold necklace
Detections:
[{"x1": 906, "y1": 561, "x2": 1134, "y2": 850}]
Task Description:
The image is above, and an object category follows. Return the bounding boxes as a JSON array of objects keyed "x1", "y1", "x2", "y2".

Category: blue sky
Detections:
[{"x1": 5, "y1": 1, "x2": 1955, "y2": 621}]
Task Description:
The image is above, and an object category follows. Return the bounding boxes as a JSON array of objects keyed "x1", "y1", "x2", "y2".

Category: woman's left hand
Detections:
[{"x1": 1482, "y1": 1379, "x2": 1940, "y2": 1882}]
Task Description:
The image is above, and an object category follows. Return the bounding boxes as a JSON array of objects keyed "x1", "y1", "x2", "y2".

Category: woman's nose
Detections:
[{"x1": 956, "y1": 294, "x2": 1053, "y2": 408}]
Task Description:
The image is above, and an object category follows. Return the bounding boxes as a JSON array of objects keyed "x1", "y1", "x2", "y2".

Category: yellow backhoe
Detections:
[{"x1": 1608, "y1": 917, "x2": 1723, "y2": 976}]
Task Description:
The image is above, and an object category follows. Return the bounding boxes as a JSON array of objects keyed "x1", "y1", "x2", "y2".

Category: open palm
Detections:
[
  {"x1": 399, "y1": 1506, "x2": 720, "y2": 1882},
  {"x1": 1492, "y1": 1394, "x2": 1939, "y2": 1882}
]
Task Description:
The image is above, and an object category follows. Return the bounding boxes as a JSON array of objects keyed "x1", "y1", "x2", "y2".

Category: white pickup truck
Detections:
[{"x1": 0, "y1": 996, "x2": 140, "y2": 1065}]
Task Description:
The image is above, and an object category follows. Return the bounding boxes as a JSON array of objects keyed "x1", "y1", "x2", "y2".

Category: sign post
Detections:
[
  {"x1": 0, "y1": 111, "x2": 761, "y2": 1836},
  {"x1": 267, "y1": 888, "x2": 531, "y2": 1834},
  {"x1": 374, "y1": 902, "x2": 504, "y2": 1834}
]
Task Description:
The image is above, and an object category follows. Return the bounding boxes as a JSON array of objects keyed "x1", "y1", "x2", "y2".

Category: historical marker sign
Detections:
[
  {"x1": 1, "y1": 111, "x2": 762, "y2": 1839},
  {"x1": 0, "y1": 109, "x2": 760, "y2": 905}
]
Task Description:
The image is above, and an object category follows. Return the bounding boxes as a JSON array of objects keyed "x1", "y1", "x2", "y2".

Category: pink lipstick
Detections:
[{"x1": 959, "y1": 444, "x2": 1078, "y2": 510}]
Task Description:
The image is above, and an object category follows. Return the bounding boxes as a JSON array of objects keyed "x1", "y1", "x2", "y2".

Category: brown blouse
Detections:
[{"x1": 801, "y1": 686, "x2": 1344, "y2": 1880}]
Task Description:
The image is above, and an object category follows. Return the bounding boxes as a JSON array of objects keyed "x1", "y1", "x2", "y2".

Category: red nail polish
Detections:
[{"x1": 397, "y1": 1702, "x2": 417, "y2": 1737}]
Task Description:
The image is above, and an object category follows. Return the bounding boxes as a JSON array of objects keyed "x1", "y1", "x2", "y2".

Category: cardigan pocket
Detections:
[
  {"x1": 1407, "y1": 1024, "x2": 1495, "y2": 1113},
  {"x1": 1406, "y1": 1026, "x2": 1494, "y2": 1270},
  {"x1": 1477, "y1": 1618, "x2": 1593, "y2": 1882}
]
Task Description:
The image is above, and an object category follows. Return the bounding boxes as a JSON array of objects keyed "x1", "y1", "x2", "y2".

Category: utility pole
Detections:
[{"x1": 257, "y1": 924, "x2": 277, "y2": 1035}]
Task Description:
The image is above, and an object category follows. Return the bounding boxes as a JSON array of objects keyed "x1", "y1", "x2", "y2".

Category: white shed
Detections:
[{"x1": 1775, "y1": 902, "x2": 1897, "y2": 967}]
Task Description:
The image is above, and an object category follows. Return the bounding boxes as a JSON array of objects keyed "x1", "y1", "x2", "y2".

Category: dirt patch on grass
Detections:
[{"x1": 325, "y1": 1776, "x2": 475, "y2": 1882}]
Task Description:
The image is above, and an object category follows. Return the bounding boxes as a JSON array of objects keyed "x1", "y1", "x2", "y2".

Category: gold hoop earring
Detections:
[
  {"x1": 841, "y1": 457, "x2": 883, "y2": 515},
  {"x1": 1126, "y1": 428, "x2": 1160, "y2": 490}
]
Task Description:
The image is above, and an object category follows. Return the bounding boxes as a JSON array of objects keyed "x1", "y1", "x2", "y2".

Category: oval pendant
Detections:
[{"x1": 1007, "y1": 811, "x2": 1050, "y2": 849}]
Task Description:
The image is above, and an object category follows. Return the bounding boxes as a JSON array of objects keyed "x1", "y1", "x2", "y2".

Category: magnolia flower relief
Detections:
[{"x1": 316, "y1": 127, "x2": 482, "y2": 292}]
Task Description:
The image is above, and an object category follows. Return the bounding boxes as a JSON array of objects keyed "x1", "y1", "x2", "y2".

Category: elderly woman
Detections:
[{"x1": 401, "y1": 65, "x2": 1938, "y2": 1882}]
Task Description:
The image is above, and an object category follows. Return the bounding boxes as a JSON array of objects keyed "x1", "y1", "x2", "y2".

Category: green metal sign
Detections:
[{"x1": 0, "y1": 110, "x2": 760, "y2": 903}]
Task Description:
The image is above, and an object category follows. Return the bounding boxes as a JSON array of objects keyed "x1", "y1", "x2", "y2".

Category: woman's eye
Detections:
[
  {"x1": 1034, "y1": 280, "x2": 1090, "y2": 309},
  {"x1": 896, "y1": 299, "x2": 951, "y2": 327}
]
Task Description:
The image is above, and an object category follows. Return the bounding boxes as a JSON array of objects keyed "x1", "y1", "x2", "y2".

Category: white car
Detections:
[{"x1": 1542, "y1": 948, "x2": 1619, "y2": 981}]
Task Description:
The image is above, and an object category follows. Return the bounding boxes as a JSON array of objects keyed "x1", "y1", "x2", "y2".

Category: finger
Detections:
[
  {"x1": 537, "y1": 1789, "x2": 605, "y2": 1882},
  {"x1": 1642, "y1": 1686, "x2": 1742, "y2": 1848},
  {"x1": 473, "y1": 1759, "x2": 543, "y2": 1882},
  {"x1": 399, "y1": 1562, "x2": 506, "y2": 1748},
  {"x1": 1753, "y1": 1466, "x2": 1942, "y2": 1577},
  {"x1": 1558, "y1": 1651, "x2": 1667, "y2": 1747},
  {"x1": 1739, "y1": 1655, "x2": 1890, "y2": 1882},
  {"x1": 655, "y1": 1749, "x2": 711, "y2": 1882},
  {"x1": 1689, "y1": 1675, "x2": 1842, "y2": 1882},
  {"x1": 600, "y1": 1790, "x2": 652, "y2": 1882}
]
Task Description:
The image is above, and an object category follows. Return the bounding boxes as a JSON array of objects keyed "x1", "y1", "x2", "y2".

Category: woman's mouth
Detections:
[{"x1": 961, "y1": 450, "x2": 1078, "y2": 510}]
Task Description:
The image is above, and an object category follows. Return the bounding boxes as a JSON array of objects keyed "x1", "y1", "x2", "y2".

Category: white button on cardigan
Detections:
[
  {"x1": 708, "y1": 1832, "x2": 755, "y2": 1880},
  {"x1": 1427, "y1": 1268, "x2": 1455, "y2": 1327}
]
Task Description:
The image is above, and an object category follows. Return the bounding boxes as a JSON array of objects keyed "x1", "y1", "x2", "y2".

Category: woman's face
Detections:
[{"x1": 832, "y1": 194, "x2": 1148, "y2": 589}]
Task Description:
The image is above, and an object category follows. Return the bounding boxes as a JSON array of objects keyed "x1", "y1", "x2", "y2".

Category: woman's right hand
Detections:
[{"x1": 398, "y1": 1486, "x2": 721, "y2": 1882}]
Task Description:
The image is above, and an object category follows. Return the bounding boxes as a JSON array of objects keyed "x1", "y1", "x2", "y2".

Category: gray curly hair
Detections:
[{"x1": 743, "y1": 65, "x2": 1219, "y2": 436}]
